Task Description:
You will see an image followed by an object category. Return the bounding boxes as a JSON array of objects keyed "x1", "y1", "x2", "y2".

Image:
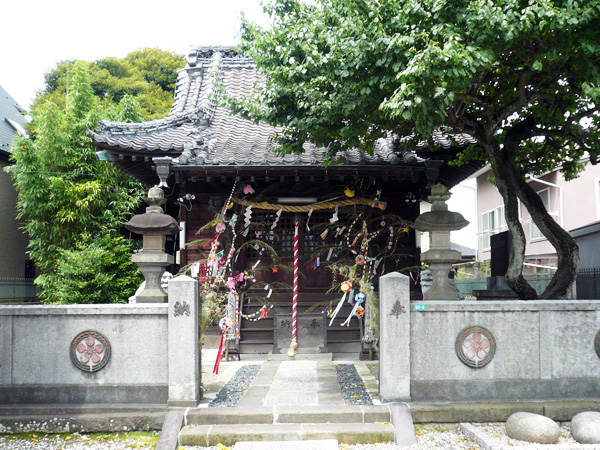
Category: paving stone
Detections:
[{"x1": 233, "y1": 440, "x2": 338, "y2": 450}]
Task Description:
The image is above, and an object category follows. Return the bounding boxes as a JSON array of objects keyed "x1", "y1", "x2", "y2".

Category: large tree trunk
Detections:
[
  {"x1": 485, "y1": 146, "x2": 538, "y2": 299},
  {"x1": 513, "y1": 175, "x2": 579, "y2": 299},
  {"x1": 482, "y1": 139, "x2": 578, "y2": 300}
]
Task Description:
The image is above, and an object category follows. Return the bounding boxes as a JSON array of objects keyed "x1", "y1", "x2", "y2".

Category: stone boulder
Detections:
[
  {"x1": 505, "y1": 412, "x2": 560, "y2": 444},
  {"x1": 571, "y1": 411, "x2": 600, "y2": 444}
]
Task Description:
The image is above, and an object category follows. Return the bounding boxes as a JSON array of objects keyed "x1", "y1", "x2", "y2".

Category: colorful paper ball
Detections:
[
  {"x1": 355, "y1": 254, "x2": 366, "y2": 265},
  {"x1": 355, "y1": 305, "x2": 365, "y2": 318},
  {"x1": 215, "y1": 222, "x2": 226, "y2": 233},
  {"x1": 340, "y1": 280, "x2": 353, "y2": 292},
  {"x1": 219, "y1": 317, "x2": 232, "y2": 331},
  {"x1": 355, "y1": 292, "x2": 366, "y2": 303}
]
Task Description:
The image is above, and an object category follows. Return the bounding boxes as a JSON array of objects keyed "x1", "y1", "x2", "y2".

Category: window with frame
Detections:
[
  {"x1": 530, "y1": 188, "x2": 550, "y2": 241},
  {"x1": 482, "y1": 205, "x2": 507, "y2": 250}
]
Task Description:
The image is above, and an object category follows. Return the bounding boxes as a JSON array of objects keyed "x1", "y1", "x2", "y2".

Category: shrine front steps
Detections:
[{"x1": 178, "y1": 405, "x2": 395, "y2": 446}]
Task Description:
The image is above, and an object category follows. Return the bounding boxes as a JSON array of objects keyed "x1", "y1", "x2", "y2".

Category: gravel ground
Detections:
[
  {"x1": 0, "y1": 434, "x2": 157, "y2": 450},
  {"x1": 336, "y1": 363, "x2": 373, "y2": 405},
  {"x1": 471, "y1": 422, "x2": 577, "y2": 447},
  {"x1": 208, "y1": 364, "x2": 261, "y2": 407}
]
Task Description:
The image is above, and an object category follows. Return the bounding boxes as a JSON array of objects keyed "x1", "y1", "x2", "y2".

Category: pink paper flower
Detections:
[{"x1": 243, "y1": 184, "x2": 255, "y2": 194}]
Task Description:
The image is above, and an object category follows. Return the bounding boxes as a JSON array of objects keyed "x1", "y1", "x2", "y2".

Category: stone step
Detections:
[
  {"x1": 178, "y1": 422, "x2": 395, "y2": 446},
  {"x1": 186, "y1": 405, "x2": 391, "y2": 426},
  {"x1": 233, "y1": 440, "x2": 338, "y2": 450}
]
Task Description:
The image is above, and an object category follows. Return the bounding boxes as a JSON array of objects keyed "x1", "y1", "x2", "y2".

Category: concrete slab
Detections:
[
  {"x1": 187, "y1": 407, "x2": 273, "y2": 425},
  {"x1": 264, "y1": 361, "x2": 319, "y2": 406},
  {"x1": 155, "y1": 410, "x2": 184, "y2": 450},
  {"x1": 233, "y1": 439, "x2": 338, "y2": 450},
  {"x1": 389, "y1": 402, "x2": 417, "y2": 446}
]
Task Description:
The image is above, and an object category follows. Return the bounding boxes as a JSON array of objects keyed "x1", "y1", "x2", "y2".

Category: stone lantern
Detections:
[
  {"x1": 124, "y1": 186, "x2": 181, "y2": 303},
  {"x1": 414, "y1": 183, "x2": 469, "y2": 300}
]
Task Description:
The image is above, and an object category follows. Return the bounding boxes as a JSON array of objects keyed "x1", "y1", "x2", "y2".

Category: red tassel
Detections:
[
  {"x1": 213, "y1": 331, "x2": 226, "y2": 374},
  {"x1": 260, "y1": 306, "x2": 268, "y2": 319}
]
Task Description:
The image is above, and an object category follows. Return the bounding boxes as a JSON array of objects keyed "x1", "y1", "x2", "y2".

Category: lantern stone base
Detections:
[
  {"x1": 131, "y1": 252, "x2": 173, "y2": 303},
  {"x1": 421, "y1": 249, "x2": 462, "y2": 301}
]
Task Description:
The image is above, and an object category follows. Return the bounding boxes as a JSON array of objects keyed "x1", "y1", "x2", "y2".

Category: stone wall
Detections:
[
  {"x1": 0, "y1": 275, "x2": 199, "y2": 405},
  {"x1": 378, "y1": 273, "x2": 600, "y2": 402},
  {"x1": 409, "y1": 300, "x2": 600, "y2": 401}
]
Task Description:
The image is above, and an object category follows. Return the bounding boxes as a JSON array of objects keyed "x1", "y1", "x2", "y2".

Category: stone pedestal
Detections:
[
  {"x1": 168, "y1": 275, "x2": 200, "y2": 407},
  {"x1": 379, "y1": 272, "x2": 411, "y2": 403},
  {"x1": 421, "y1": 248, "x2": 462, "y2": 300}
]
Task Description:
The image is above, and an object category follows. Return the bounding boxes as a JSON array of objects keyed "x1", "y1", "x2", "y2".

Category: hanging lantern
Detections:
[{"x1": 355, "y1": 292, "x2": 366, "y2": 303}]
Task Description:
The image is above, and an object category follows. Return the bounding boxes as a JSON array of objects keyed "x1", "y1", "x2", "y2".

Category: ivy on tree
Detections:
[
  {"x1": 8, "y1": 61, "x2": 144, "y2": 303},
  {"x1": 232, "y1": 0, "x2": 600, "y2": 299}
]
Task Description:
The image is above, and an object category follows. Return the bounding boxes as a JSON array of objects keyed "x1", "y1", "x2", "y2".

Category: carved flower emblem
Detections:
[
  {"x1": 70, "y1": 331, "x2": 111, "y2": 373},
  {"x1": 463, "y1": 332, "x2": 490, "y2": 360},
  {"x1": 456, "y1": 326, "x2": 496, "y2": 369},
  {"x1": 77, "y1": 336, "x2": 105, "y2": 364}
]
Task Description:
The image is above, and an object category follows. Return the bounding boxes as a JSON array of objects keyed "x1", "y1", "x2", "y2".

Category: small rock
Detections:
[
  {"x1": 572, "y1": 411, "x2": 600, "y2": 444},
  {"x1": 505, "y1": 412, "x2": 560, "y2": 444}
]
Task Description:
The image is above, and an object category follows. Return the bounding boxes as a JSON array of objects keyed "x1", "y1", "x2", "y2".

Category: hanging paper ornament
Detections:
[
  {"x1": 341, "y1": 280, "x2": 352, "y2": 292},
  {"x1": 226, "y1": 277, "x2": 236, "y2": 290},
  {"x1": 330, "y1": 206, "x2": 339, "y2": 224},
  {"x1": 341, "y1": 301, "x2": 361, "y2": 326},
  {"x1": 320, "y1": 228, "x2": 329, "y2": 239},
  {"x1": 272, "y1": 266, "x2": 279, "y2": 273},
  {"x1": 215, "y1": 222, "x2": 226, "y2": 233},
  {"x1": 219, "y1": 317, "x2": 232, "y2": 331},
  {"x1": 355, "y1": 292, "x2": 366, "y2": 303},
  {"x1": 243, "y1": 184, "x2": 255, "y2": 195},
  {"x1": 372, "y1": 189, "x2": 382, "y2": 208},
  {"x1": 271, "y1": 208, "x2": 283, "y2": 230},
  {"x1": 306, "y1": 208, "x2": 313, "y2": 231},
  {"x1": 329, "y1": 291, "x2": 348, "y2": 326},
  {"x1": 243, "y1": 205, "x2": 253, "y2": 229},
  {"x1": 355, "y1": 305, "x2": 365, "y2": 319},
  {"x1": 344, "y1": 187, "x2": 355, "y2": 198},
  {"x1": 356, "y1": 254, "x2": 366, "y2": 266},
  {"x1": 213, "y1": 317, "x2": 233, "y2": 374}
]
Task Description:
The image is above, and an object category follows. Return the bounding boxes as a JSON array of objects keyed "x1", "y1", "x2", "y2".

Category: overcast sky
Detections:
[
  {"x1": 0, "y1": 0, "x2": 478, "y2": 250},
  {"x1": 1, "y1": 0, "x2": 268, "y2": 109}
]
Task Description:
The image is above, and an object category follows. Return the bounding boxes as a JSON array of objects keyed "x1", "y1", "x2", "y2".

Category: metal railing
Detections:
[{"x1": 0, "y1": 278, "x2": 40, "y2": 304}]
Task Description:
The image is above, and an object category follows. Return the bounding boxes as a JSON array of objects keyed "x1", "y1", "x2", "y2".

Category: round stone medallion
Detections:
[
  {"x1": 70, "y1": 330, "x2": 111, "y2": 373},
  {"x1": 594, "y1": 330, "x2": 600, "y2": 359},
  {"x1": 455, "y1": 325, "x2": 496, "y2": 368}
]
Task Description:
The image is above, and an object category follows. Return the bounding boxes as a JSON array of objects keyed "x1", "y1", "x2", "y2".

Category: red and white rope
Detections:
[{"x1": 292, "y1": 218, "x2": 299, "y2": 343}]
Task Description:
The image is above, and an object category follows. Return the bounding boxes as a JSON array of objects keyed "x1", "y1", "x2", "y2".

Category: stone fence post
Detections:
[
  {"x1": 379, "y1": 272, "x2": 411, "y2": 402},
  {"x1": 168, "y1": 275, "x2": 200, "y2": 406}
]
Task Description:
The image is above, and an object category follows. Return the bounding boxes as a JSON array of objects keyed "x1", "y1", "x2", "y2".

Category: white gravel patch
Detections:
[{"x1": 462, "y1": 422, "x2": 600, "y2": 449}]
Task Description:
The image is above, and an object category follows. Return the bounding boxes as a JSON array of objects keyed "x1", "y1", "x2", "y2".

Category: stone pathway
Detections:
[{"x1": 236, "y1": 357, "x2": 346, "y2": 407}]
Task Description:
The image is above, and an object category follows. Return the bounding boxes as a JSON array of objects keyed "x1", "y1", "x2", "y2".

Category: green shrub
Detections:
[{"x1": 38, "y1": 235, "x2": 142, "y2": 304}]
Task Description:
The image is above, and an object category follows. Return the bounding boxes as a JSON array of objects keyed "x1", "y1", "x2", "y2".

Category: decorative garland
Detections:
[
  {"x1": 231, "y1": 197, "x2": 387, "y2": 211},
  {"x1": 242, "y1": 305, "x2": 273, "y2": 321}
]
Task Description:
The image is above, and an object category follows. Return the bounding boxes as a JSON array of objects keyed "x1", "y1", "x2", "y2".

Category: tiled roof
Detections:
[
  {"x1": 0, "y1": 85, "x2": 28, "y2": 157},
  {"x1": 89, "y1": 47, "x2": 477, "y2": 169}
]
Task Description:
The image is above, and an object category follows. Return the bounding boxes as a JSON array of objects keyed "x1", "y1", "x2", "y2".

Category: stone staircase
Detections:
[
  {"x1": 178, "y1": 405, "x2": 395, "y2": 446},
  {"x1": 239, "y1": 292, "x2": 362, "y2": 354}
]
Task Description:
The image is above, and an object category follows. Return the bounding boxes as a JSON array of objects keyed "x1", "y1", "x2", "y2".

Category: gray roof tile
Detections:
[{"x1": 88, "y1": 47, "x2": 476, "y2": 168}]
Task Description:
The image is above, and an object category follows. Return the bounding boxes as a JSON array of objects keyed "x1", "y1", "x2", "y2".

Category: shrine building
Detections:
[{"x1": 89, "y1": 46, "x2": 480, "y2": 355}]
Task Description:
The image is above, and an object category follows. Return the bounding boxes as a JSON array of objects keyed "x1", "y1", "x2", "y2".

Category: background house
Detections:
[
  {"x1": 474, "y1": 161, "x2": 600, "y2": 296},
  {"x1": 0, "y1": 85, "x2": 35, "y2": 302}
]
